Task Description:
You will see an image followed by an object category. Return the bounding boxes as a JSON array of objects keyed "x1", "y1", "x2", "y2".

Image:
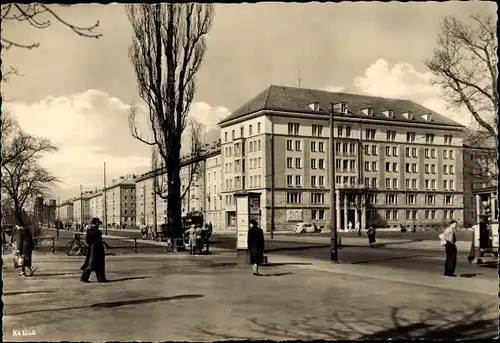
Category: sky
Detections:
[{"x1": 2, "y1": 2, "x2": 497, "y2": 202}]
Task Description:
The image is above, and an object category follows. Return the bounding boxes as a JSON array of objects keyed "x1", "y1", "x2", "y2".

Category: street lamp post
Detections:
[
  {"x1": 329, "y1": 103, "x2": 339, "y2": 263},
  {"x1": 103, "y1": 162, "x2": 108, "y2": 235}
]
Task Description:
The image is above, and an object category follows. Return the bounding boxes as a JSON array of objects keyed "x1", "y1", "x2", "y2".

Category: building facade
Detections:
[
  {"x1": 203, "y1": 140, "x2": 224, "y2": 230},
  {"x1": 104, "y1": 175, "x2": 136, "y2": 228},
  {"x1": 462, "y1": 131, "x2": 497, "y2": 227},
  {"x1": 58, "y1": 200, "x2": 74, "y2": 225},
  {"x1": 219, "y1": 85, "x2": 466, "y2": 232},
  {"x1": 72, "y1": 192, "x2": 93, "y2": 225},
  {"x1": 88, "y1": 190, "x2": 104, "y2": 220}
]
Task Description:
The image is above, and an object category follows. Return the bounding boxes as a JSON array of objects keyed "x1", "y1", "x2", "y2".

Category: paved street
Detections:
[
  {"x1": 2, "y1": 251, "x2": 497, "y2": 341},
  {"x1": 38, "y1": 229, "x2": 498, "y2": 281}
]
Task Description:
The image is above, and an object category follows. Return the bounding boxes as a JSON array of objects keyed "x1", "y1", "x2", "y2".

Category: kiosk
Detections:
[
  {"x1": 468, "y1": 187, "x2": 498, "y2": 264},
  {"x1": 234, "y1": 191, "x2": 261, "y2": 266}
]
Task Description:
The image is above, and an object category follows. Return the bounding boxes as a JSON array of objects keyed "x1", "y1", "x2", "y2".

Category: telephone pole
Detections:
[
  {"x1": 103, "y1": 162, "x2": 108, "y2": 235},
  {"x1": 329, "y1": 103, "x2": 339, "y2": 262}
]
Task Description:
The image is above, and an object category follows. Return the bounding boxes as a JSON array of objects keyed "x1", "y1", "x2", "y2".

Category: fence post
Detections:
[
  {"x1": 52, "y1": 237, "x2": 55, "y2": 254},
  {"x1": 134, "y1": 238, "x2": 137, "y2": 254}
]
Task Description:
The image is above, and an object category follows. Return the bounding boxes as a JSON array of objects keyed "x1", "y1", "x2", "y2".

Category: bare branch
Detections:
[
  {"x1": 426, "y1": 14, "x2": 498, "y2": 143},
  {"x1": 1, "y1": 4, "x2": 102, "y2": 51}
]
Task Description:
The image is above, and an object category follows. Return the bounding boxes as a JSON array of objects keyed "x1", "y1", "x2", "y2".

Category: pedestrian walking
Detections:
[
  {"x1": 441, "y1": 220, "x2": 458, "y2": 277},
  {"x1": 14, "y1": 225, "x2": 36, "y2": 277},
  {"x1": 367, "y1": 225, "x2": 377, "y2": 248},
  {"x1": 80, "y1": 218, "x2": 108, "y2": 283},
  {"x1": 195, "y1": 224, "x2": 203, "y2": 254},
  {"x1": 187, "y1": 224, "x2": 197, "y2": 255},
  {"x1": 202, "y1": 224, "x2": 210, "y2": 254},
  {"x1": 347, "y1": 221, "x2": 353, "y2": 232},
  {"x1": 247, "y1": 219, "x2": 265, "y2": 275}
]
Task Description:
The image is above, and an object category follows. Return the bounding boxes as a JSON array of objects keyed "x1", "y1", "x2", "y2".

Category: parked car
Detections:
[{"x1": 294, "y1": 222, "x2": 322, "y2": 234}]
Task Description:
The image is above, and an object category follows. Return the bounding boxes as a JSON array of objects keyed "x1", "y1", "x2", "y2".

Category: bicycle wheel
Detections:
[{"x1": 65, "y1": 241, "x2": 82, "y2": 256}]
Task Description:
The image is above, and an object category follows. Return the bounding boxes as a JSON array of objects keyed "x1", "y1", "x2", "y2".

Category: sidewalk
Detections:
[
  {"x1": 214, "y1": 232, "x2": 471, "y2": 251},
  {"x1": 2, "y1": 251, "x2": 496, "y2": 341}
]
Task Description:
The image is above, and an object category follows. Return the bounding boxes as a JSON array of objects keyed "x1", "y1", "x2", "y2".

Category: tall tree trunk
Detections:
[
  {"x1": 14, "y1": 202, "x2": 25, "y2": 226},
  {"x1": 167, "y1": 144, "x2": 182, "y2": 239}
]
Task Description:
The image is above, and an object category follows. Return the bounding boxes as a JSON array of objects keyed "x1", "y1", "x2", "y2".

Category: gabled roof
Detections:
[{"x1": 219, "y1": 85, "x2": 464, "y2": 127}]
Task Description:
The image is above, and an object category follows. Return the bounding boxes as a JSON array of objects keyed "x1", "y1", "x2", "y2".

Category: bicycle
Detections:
[{"x1": 65, "y1": 233, "x2": 110, "y2": 256}]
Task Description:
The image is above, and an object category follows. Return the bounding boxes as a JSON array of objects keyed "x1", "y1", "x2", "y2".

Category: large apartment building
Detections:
[
  {"x1": 134, "y1": 146, "x2": 213, "y2": 228},
  {"x1": 218, "y1": 85, "x2": 466, "y2": 232},
  {"x1": 203, "y1": 140, "x2": 224, "y2": 230},
  {"x1": 63, "y1": 175, "x2": 137, "y2": 228},
  {"x1": 58, "y1": 199, "x2": 74, "y2": 226},
  {"x1": 72, "y1": 191, "x2": 93, "y2": 224}
]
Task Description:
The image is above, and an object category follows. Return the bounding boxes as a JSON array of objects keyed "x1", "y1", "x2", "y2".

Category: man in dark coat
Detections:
[
  {"x1": 15, "y1": 225, "x2": 36, "y2": 277},
  {"x1": 80, "y1": 218, "x2": 108, "y2": 283},
  {"x1": 247, "y1": 219, "x2": 265, "y2": 275}
]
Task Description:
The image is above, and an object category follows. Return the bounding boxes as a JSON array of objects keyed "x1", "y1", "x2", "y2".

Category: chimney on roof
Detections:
[
  {"x1": 382, "y1": 109, "x2": 395, "y2": 118},
  {"x1": 332, "y1": 102, "x2": 348, "y2": 114},
  {"x1": 362, "y1": 107, "x2": 374, "y2": 116}
]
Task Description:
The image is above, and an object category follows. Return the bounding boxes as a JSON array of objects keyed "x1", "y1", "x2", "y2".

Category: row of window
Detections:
[
  {"x1": 289, "y1": 122, "x2": 454, "y2": 145},
  {"x1": 287, "y1": 175, "x2": 327, "y2": 188},
  {"x1": 224, "y1": 122, "x2": 262, "y2": 142},
  {"x1": 386, "y1": 209, "x2": 456, "y2": 221}
]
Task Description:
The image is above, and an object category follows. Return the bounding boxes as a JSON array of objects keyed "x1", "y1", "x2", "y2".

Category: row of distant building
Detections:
[{"x1": 56, "y1": 85, "x2": 498, "y2": 232}]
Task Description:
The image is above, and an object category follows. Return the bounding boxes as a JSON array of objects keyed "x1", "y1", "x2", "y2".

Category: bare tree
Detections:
[
  {"x1": 426, "y1": 14, "x2": 498, "y2": 180},
  {"x1": 1, "y1": 4, "x2": 102, "y2": 50},
  {"x1": 126, "y1": 4, "x2": 214, "y2": 238},
  {"x1": 1, "y1": 116, "x2": 59, "y2": 226}
]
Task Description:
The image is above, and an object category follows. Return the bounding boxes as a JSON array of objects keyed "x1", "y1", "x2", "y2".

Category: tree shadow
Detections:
[
  {"x1": 4, "y1": 290, "x2": 54, "y2": 296},
  {"x1": 196, "y1": 304, "x2": 497, "y2": 340},
  {"x1": 6, "y1": 294, "x2": 204, "y2": 316}
]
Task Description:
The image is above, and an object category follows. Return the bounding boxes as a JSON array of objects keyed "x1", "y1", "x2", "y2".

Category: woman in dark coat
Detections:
[
  {"x1": 80, "y1": 218, "x2": 108, "y2": 283},
  {"x1": 15, "y1": 225, "x2": 36, "y2": 277},
  {"x1": 367, "y1": 225, "x2": 377, "y2": 248},
  {"x1": 247, "y1": 219, "x2": 265, "y2": 275}
]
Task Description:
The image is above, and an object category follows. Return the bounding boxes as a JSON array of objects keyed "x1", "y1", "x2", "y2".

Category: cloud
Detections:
[
  {"x1": 5, "y1": 90, "x2": 228, "y2": 201},
  {"x1": 353, "y1": 58, "x2": 473, "y2": 127},
  {"x1": 322, "y1": 85, "x2": 345, "y2": 93}
]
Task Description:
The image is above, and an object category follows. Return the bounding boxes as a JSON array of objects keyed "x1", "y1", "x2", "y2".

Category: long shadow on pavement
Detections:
[
  {"x1": 265, "y1": 245, "x2": 330, "y2": 253},
  {"x1": 351, "y1": 254, "x2": 435, "y2": 265},
  {"x1": 4, "y1": 290, "x2": 54, "y2": 296},
  {"x1": 106, "y1": 276, "x2": 151, "y2": 283},
  {"x1": 262, "y1": 262, "x2": 313, "y2": 267},
  {"x1": 6, "y1": 294, "x2": 204, "y2": 316},
  {"x1": 257, "y1": 272, "x2": 294, "y2": 277},
  {"x1": 91, "y1": 294, "x2": 204, "y2": 308}
]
